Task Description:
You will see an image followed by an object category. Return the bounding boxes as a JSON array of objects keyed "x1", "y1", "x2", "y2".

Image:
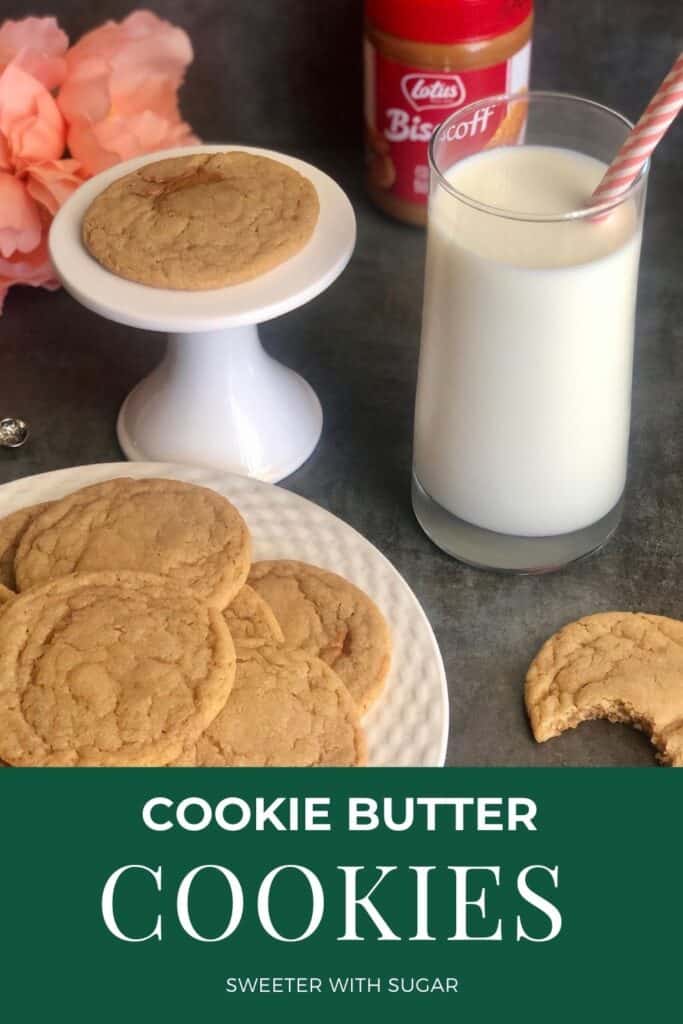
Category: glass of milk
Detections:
[{"x1": 412, "y1": 91, "x2": 648, "y2": 572}]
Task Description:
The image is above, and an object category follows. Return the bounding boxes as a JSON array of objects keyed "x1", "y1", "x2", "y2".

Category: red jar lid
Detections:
[{"x1": 366, "y1": 0, "x2": 533, "y2": 44}]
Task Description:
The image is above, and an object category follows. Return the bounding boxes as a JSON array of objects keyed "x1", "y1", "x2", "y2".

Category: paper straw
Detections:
[{"x1": 592, "y1": 52, "x2": 683, "y2": 202}]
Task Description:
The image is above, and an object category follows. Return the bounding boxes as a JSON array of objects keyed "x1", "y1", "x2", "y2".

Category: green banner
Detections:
[{"x1": 1, "y1": 769, "x2": 680, "y2": 1021}]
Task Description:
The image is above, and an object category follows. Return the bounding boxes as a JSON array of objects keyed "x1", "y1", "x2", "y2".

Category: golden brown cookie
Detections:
[
  {"x1": 173, "y1": 646, "x2": 366, "y2": 767},
  {"x1": 223, "y1": 584, "x2": 284, "y2": 649},
  {"x1": 0, "y1": 583, "x2": 13, "y2": 605},
  {"x1": 0, "y1": 501, "x2": 52, "y2": 590},
  {"x1": 0, "y1": 571, "x2": 236, "y2": 767},
  {"x1": 525, "y1": 612, "x2": 683, "y2": 766},
  {"x1": 248, "y1": 560, "x2": 391, "y2": 712},
  {"x1": 14, "y1": 478, "x2": 251, "y2": 608},
  {"x1": 82, "y1": 152, "x2": 320, "y2": 290}
]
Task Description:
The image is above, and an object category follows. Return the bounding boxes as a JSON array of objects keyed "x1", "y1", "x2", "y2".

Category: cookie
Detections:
[
  {"x1": 0, "y1": 501, "x2": 52, "y2": 590},
  {"x1": 14, "y1": 478, "x2": 251, "y2": 608},
  {"x1": 0, "y1": 583, "x2": 13, "y2": 605},
  {"x1": 174, "y1": 646, "x2": 366, "y2": 767},
  {"x1": 0, "y1": 571, "x2": 236, "y2": 767},
  {"x1": 223, "y1": 584, "x2": 284, "y2": 648},
  {"x1": 82, "y1": 151, "x2": 320, "y2": 290},
  {"x1": 248, "y1": 560, "x2": 391, "y2": 712},
  {"x1": 525, "y1": 612, "x2": 683, "y2": 766}
]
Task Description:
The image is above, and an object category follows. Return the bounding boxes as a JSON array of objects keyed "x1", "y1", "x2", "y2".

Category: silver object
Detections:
[{"x1": 0, "y1": 417, "x2": 29, "y2": 448}]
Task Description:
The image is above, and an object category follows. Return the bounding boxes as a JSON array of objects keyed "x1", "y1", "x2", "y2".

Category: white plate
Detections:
[{"x1": 0, "y1": 463, "x2": 449, "y2": 767}]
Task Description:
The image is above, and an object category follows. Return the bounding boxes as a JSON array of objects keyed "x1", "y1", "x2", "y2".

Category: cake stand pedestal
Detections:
[{"x1": 49, "y1": 145, "x2": 356, "y2": 482}]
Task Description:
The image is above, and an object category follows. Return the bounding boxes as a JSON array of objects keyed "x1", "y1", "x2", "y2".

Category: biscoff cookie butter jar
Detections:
[{"x1": 364, "y1": 0, "x2": 533, "y2": 224}]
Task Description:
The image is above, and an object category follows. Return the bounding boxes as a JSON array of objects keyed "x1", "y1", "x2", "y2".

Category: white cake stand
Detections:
[{"x1": 49, "y1": 145, "x2": 356, "y2": 481}]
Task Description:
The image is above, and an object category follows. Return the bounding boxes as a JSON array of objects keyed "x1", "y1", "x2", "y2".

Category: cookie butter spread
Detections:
[{"x1": 364, "y1": 0, "x2": 533, "y2": 224}]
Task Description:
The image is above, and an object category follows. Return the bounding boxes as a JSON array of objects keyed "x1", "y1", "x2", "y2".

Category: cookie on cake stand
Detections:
[{"x1": 49, "y1": 145, "x2": 356, "y2": 482}]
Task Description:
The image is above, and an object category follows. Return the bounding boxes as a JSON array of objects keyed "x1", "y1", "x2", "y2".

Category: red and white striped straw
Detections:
[{"x1": 592, "y1": 52, "x2": 683, "y2": 203}]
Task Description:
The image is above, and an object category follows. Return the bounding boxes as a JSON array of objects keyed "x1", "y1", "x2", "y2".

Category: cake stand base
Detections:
[
  {"x1": 116, "y1": 325, "x2": 322, "y2": 482},
  {"x1": 49, "y1": 143, "x2": 356, "y2": 482}
]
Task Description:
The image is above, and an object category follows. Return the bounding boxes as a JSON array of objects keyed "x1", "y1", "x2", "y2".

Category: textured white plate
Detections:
[{"x1": 0, "y1": 463, "x2": 449, "y2": 767}]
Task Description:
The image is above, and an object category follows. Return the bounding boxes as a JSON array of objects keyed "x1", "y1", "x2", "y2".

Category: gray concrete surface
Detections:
[{"x1": 0, "y1": 1, "x2": 680, "y2": 764}]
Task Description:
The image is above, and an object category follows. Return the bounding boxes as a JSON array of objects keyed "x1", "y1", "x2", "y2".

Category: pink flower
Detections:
[
  {"x1": 0, "y1": 238, "x2": 61, "y2": 312},
  {"x1": 0, "y1": 10, "x2": 198, "y2": 311},
  {"x1": 0, "y1": 16, "x2": 69, "y2": 91},
  {"x1": 58, "y1": 10, "x2": 197, "y2": 176},
  {"x1": 0, "y1": 62, "x2": 83, "y2": 310}
]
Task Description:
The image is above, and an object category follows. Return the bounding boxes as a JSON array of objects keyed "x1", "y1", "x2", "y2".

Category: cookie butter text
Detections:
[
  {"x1": 141, "y1": 795, "x2": 537, "y2": 833},
  {"x1": 100, "y1": 793, "x2": 559, "y2": 947}
]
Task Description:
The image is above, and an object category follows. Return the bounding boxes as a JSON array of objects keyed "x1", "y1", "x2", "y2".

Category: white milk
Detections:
[{"x1": 413, "y1": 145, "x2": 643, "y2": 537}]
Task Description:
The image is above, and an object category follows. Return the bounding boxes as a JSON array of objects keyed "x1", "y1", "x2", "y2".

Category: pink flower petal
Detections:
[
  {"x1": 68, "y1": 109, "x2": 197, "y2": 176},
  {"x1": 0, "y1": 171, "x2": 42, "y2": 257},
  {"x1": 0, "y1": 132, "x2": 10, "y2": 171},
  {"x1": 105, "y1": 72, "x2": 182, "y2": 121},
  {"x1": 65, "y1": 11, "x2": 192, "y2": 83},
  {"x1": 0, "y1": 17, "x2": 69, "y2": 90},
  {"x1": 0, "y1": 234, "x2": 59, "y2": 307},
  {"x1": 57, "y1": 57, "x2": 112, "y2": 125},
  {"x1": 58, "y1": 11, "x2": 196, "y2": 179},
  {"x1": 0, "y1": 64, "x2": 65, "y2": 168},
  {"x1": 25, "y1": 158, "x2": 83, "y2": 216},
  {"x1": 65, "y1": 116, "x2": 120, "y2": 175}
]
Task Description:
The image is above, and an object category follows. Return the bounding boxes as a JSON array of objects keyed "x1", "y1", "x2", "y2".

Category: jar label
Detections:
[{"x1": 364, "y1": 41, "x2": 531, "y2": 207}]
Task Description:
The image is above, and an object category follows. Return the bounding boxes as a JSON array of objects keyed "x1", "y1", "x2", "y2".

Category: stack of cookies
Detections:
[{"x1": 0, "y1": 478, "x2": 390, "y2": 767}]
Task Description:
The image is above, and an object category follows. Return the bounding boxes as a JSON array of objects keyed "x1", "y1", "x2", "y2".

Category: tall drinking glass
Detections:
[{"x1": 412, "y1": 92, "x2": 648, "y2": 573}]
